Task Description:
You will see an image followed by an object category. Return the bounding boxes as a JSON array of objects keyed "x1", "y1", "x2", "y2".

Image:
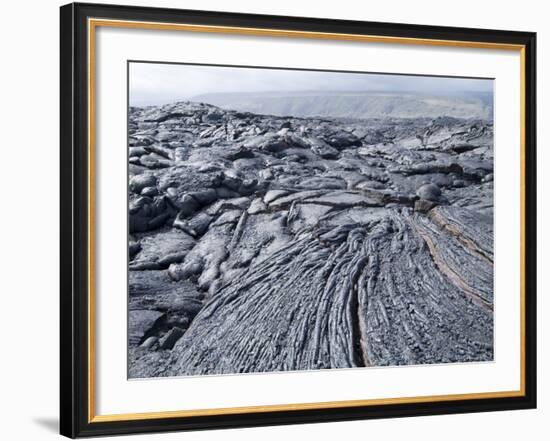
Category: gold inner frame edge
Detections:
[{"x1": 87, "y1": 17, "x2": 527, "y2": 424}]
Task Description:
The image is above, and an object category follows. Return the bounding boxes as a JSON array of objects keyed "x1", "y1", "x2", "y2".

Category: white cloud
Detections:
[{"x1": 129, "y1": 62, "x2": 493, "y2": 107}]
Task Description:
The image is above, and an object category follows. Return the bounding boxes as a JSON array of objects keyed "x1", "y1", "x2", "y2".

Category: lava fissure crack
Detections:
[
  {"x1": 412, "y1": 220, "x2": 493, "y2": 312},
  {"x1": 349, "y1": 257, "x2": 370, "y2": 368},
  {"x1": 428, "y1": 209, "x2": 493, "y2": 264}
]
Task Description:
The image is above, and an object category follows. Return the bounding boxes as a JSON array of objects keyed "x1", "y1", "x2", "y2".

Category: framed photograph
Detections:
[{"x1": 60, "y1": 2, "x2": 537, "y2": 438}]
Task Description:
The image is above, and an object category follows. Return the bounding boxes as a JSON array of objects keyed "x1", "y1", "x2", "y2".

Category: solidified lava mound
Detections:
[{"x1": 127, "y1": 101, "x2": 494, "y2": 378}]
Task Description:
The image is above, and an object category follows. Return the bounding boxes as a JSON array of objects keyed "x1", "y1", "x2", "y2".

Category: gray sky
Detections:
[{"x1": 129, "y1": 62, "x2": 493, "y2": 107}]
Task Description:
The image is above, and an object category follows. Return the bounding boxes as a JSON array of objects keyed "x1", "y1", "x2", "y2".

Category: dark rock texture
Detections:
[{"x1": 127, "y1": 101, "x2": 494, "y2": 378}]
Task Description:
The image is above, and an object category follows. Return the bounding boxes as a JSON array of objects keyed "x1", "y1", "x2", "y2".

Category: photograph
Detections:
[
  {"x1": 57, "y1": 2, "x2": 538, "y2": 437},
  {"x1": 127, "y1": 62, "x2": 495, "y2": 379}
]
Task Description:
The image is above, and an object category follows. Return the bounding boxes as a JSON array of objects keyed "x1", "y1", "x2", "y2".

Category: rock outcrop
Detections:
[{"x1": 128, "y1": 101, "x2": 494, "y2": 378}]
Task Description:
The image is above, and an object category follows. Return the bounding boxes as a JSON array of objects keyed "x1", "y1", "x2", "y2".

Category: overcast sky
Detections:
[{"x1": 129, "y1": 62, "x2": 493, "y2": 107}]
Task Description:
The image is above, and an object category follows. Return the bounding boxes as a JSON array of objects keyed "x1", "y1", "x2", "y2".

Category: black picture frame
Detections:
[{"x1": 60, "y1": 2, "x2": 537, "y2": 438}]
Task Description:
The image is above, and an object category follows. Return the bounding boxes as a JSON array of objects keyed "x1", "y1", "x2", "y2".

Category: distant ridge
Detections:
[{"x1": 191, "y1": 90, "x2": 493, "y2": 120}]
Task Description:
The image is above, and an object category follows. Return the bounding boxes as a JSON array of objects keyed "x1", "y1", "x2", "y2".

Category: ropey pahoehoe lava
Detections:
[{"x1": 127, "y1": 100, "x2": 494, "y2": 378}]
